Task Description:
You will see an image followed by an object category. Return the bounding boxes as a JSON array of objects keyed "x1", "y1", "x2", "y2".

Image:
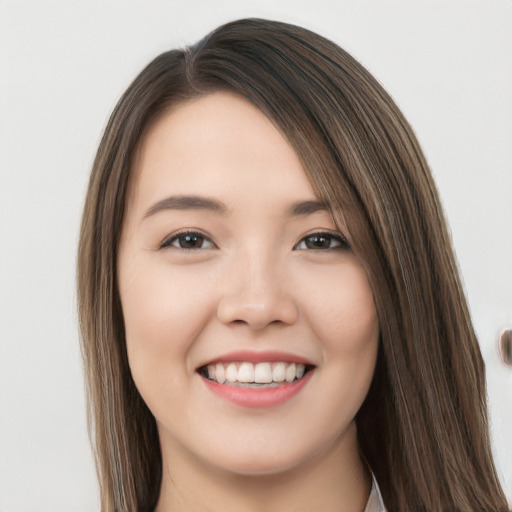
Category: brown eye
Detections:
[
  {"x1": 294, "y1": 232, "x2": 349, "y2": 251},
  {"x1": 304, "y1": 234, "x2": 334, "y2": 249},
  {"x1": 161, "y1": 231, "x2": 216, "y2": 250}
]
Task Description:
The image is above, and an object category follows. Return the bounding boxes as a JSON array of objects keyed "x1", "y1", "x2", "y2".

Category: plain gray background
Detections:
[{"x1": 1, "y1": 1, "x2": 511, "y2": 510}]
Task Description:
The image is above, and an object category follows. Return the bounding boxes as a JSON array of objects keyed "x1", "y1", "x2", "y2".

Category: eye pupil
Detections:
[
  {"x1": 180, "y1": 234, "x2": 203, "y2": 249},
  {"x1": 306, "y1": 235, "x2": 330, "y2": 249}
]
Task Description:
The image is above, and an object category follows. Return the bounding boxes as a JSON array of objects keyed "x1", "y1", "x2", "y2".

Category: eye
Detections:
[
  {"x1": 160, "y1": 231, "x2": 216, "y2": 251},
  {"x1": 293, "y1": 232, "x2": 349, "y2": 251}
]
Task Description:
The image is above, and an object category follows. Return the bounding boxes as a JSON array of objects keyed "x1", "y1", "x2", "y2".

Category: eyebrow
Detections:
[
  {"x1": 144, "y1": 195, "x2": 229, "y2": 219},
  {"x1": 289, "y1": 200, "x2": 328, "y2": 216},
  {"x1": 143, "y1": 195, "x2": 328, "y2": 219}
]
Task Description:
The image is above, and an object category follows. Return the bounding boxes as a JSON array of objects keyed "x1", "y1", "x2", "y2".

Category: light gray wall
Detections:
[{"x1": 1, "y1": 1, "x2": 511, "y2": 510}]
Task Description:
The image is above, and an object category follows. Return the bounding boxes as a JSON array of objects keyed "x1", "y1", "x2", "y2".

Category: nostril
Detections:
[{"x1": 217, "y1": 297, "x2": 299, "y2": 330}]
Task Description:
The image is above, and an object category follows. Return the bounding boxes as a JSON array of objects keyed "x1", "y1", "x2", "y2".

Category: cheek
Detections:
[
  {"x1": 118, "y1": 255, "x2": 216, "y2": 387},
  {"x1": 302, "y1": 267, "x2": 379, "y2": 432},
  {"x1": 304, "y1": 265, "x2": 379, "y2": 355}
]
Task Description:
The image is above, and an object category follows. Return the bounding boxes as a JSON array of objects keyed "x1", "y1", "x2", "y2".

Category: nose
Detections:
[{"x1": 216, "y1": 251, "x2": 299, "y2": 330}]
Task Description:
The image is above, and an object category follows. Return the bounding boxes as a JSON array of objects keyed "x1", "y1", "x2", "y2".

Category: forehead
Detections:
[{"x1": 126, "y1": 92, "x2": 317, "y2": 212}]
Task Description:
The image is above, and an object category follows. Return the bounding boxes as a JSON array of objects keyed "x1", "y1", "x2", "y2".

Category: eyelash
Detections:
[
  {"x1": 159, "y1": 230, "x2": 350, "y2": 252},
  {"x1": 160, "y1": 230, "x2": 216, "y2": 251},
  {"x1": 293, "y1": 231, "x2": 349, "y2": 251}
]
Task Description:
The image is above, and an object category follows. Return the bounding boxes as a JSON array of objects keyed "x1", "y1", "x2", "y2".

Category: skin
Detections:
[{"x1": 118, "y1": 92, "x2": 380, "y2": 512}]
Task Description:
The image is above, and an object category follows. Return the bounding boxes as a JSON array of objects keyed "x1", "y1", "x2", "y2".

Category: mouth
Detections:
[{"x1": 197, "y1": 361, "x2": 316, "y2": 388}]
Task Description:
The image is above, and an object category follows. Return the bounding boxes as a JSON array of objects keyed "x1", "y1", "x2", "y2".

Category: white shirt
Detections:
[{"x1": 364, "y1": 473, "x2": 386, "y2": 512}]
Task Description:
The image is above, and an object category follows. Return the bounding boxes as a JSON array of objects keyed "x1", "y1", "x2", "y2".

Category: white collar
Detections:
[{"x1": 364, "y1": 473, "x2": 386, "y2": 512}]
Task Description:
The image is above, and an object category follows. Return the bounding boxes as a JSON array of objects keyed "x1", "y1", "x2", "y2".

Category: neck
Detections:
[{"x1": 155, "y1": 422, "x2": 371, "y2": 512}]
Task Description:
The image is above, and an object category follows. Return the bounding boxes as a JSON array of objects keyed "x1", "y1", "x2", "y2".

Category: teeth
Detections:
[
  {"x1": 226, "y1": 363, "x2": 238, "y2": 383},
  {"x1": 285, "y1": 363, "x2": 296, "y2": 382},
  {"x1": 238, "y1": 362, "x2": 255, "y2": 382},
  {"x1": 215, "y1": 363, "x2": 226, "y2": 384},
  {"x1": 204, "y1": 361, "x2": 309, "y2": 385},
  {"x1": 254, "y1": 363, "x2": 273, "y2": 383},
  {"x1": 272, "y1": 362, "x2": 286, "y2": 382},
  {"x1": 207, "y1": 364, "x2": 216, "y2": 381}
]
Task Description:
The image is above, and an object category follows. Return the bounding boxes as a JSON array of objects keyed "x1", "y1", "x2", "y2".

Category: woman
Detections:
[{"x1": 77, "y1": 18, "x2": 510, "y2": 511}]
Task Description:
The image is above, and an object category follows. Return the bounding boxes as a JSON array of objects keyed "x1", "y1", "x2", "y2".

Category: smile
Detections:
[
  {"x1": 198, "y1": 361, "x2": 314, "y2": 387},
  {"x1": 197, "y1": 354, "x2": 316, "y2": 408}
]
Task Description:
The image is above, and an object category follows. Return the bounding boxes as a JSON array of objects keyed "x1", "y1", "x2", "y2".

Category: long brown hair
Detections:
[{"x1": 77, "y1": 18, "x2": 509, "y2": 511}]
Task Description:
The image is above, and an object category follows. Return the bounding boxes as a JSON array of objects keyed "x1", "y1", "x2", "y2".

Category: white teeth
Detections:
[
  {"x1": 203, "y1": 361, "x2": 311, "y2": 385},
  {"x1": 272, "y1": 362, "x2": 286, "y2": 382},
  {"x1": 254, "y1": 363, "x2": 273, "y2": 383},
  {"x1": 226, "y1": 363, "x2": 238, "y2": 383},
  {"x1": 238, "y1": 362, "x2": 255, "y2": 383},
  {"x1": 215, "y1": 363, "x2": 226, "y2": 384},
  {"x1": 285, "y1": 363, "x2": 296, "y2": 382},
  {"x1": 207, "y1": 364, "x2": 216, "y2": 380}
]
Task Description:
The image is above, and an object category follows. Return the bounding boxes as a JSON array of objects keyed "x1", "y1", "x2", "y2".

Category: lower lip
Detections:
[{"x1": 200, "y1": 370, "x2": 314, "y2": 408}]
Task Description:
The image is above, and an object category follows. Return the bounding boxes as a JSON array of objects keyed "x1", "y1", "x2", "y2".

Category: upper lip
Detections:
[{"x1": 197, "y1": 350, "x2": 316, "y2": 369}]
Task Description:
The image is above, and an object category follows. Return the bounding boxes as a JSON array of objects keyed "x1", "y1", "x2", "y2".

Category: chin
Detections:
[
  {"x1": 203, "y1": 441, "x2": 321, "y2": 478},
  {"x1": 218, "y1": 457, "x2": 304, "y2": 478}
]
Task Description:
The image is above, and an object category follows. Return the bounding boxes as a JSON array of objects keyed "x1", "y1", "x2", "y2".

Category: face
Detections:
[{"x1": 118, "y1": 92, "x2": 379, "y2": 476}]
